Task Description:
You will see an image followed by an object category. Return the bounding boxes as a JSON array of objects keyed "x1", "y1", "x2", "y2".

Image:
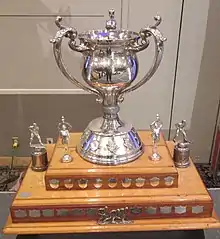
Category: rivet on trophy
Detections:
[
  {"x1": 58, "y1": 116, "x2": 73, "y2": 163},
  {"x1": 173, "y1": 120, "x2": 192, "y2": 168},
  {"x1": 149, "y1": 114, "x2": 163, "y2": 161},
  {"x1": 28, "y1": 122, "x2": 48, "y2": 172}
]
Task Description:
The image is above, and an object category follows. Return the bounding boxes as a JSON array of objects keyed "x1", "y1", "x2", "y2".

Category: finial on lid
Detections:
[{"x1": 106, "y1": 9, "x2": 117, "y2": 30}]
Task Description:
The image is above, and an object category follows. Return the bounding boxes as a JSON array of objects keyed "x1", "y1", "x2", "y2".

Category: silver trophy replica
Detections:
[
  {"x1": 150, "y1": 114, "x2": 163, "y2": 161},
  {"x1": 50, "y1": 9, "x2": 166, "y2": 165},
  {"x1": 58, "y1": 116, "x2": 73, "y2": 163},
  {"x1": 29, "y1": 123, "x2": 48, "y2": 172},
  {"x1": 173, "y1": 120, "x2": 191, "y2": 168}
]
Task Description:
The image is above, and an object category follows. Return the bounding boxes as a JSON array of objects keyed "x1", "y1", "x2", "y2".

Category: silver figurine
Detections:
[
  {"x1": 28, "y1": 123, "x2": 48, "y2": 172},
  {"x1": 173, "y1": 120, "x2": 191, "y2": 144},
  {"x1": 29, "y1": 123, "x2": 44, "y2": 149},
  {"x1": 51, "y1": 10, "x2": 166, "y2": 165},
  {"x1": 58, "y1": 116, "x2": 72, "y2": 163},
  {"x1": 150, "y1": 114, "x2": 163, "y2": 161},
  {"x1": 173, "y1": 120, "x2": 191, "y2": 168}
]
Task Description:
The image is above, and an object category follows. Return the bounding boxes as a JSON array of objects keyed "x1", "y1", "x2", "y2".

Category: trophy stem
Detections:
[{"x1": 100, "y1": 93, "x2": 125, "y2": 132}]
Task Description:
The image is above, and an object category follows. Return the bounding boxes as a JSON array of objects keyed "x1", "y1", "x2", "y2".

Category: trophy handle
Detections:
[
  {"x1": 121, "y1": 16, "x2": 166, "y2": 95},
  {"x1": 50, "y1": 16, "x2": 102, "y2": 99}
]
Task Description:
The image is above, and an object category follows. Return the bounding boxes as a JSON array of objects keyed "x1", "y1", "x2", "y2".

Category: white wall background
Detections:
[
  {"x1": 0, "y1": 0, "x2": 210, "y2": 129},
  {"x1": 0, "y1": 0, "x2": 219, "y2": 162}
]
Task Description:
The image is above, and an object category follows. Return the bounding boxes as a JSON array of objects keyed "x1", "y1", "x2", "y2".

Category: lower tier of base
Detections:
[{"x1": 3, "y1": 212, "x2": 220, "y2": 235}]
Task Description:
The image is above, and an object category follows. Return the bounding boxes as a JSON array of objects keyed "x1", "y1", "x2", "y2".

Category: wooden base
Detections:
[
  {"x1": 45, "y1": 131, "x2": 178, "y2": 190},
  {"x1": 4, "y1": 212, "x2": 220, "y2": 234},
  {"x1": 7, "y1": 141, "x2": 213, "y2": 223},
  {"x1": 3, "y1": 130, "x2": 220, "y2": 234}
]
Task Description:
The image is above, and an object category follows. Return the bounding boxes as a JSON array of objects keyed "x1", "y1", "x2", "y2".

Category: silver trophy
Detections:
[
  {"x1": 58, "y1": 116, "x2": 73, "y2": 163},
  {"x1": 150, "y1": 114, "x2": 163, "y2": 161},
  {"x1": 51, "y1": 10, "x2": 166, "y2": 165},
  {"x1": 173, "y1": 120, "x2": 191, "y2": 168},
  {"x1": 29, "y1": 123, "x2": 48, "y2": 172}
]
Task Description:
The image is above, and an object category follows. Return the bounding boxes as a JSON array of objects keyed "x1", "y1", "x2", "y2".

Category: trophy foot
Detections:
[
  {"x1": 61, "y1": 154, "x2": 73, "y2": 163},
  {"x1": 149, "y1": 152, "x2": 161, "y2": 161},
  {"x1": 77, "y1": 117, "x2": 143, "y2": 166}
]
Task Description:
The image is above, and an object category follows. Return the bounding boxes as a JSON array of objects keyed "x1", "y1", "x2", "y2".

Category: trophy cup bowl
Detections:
[{"x1": 50, "y1": 10, "x2": 166, "y2": 165}]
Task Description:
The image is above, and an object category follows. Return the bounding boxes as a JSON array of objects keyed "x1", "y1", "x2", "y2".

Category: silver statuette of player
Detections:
[
  {"x1": 28, "y1": 122, "x2": 48, "y2": 172},
  {"x1": 150, "y1": 114, "x2": 163, "y2": 161},
  {"x1": 58, "y1": 116, "x2": 72, "y2": 163},
  {"x1": 173, "y1": 120, "x2": 191, "y2": 168}
]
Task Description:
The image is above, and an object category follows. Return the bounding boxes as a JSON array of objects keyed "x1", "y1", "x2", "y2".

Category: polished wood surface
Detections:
[
  {"x1": 4, "y1": 212, "x2": 220, "y2": 234},
  {"x1": 46, "y1": 132, "x2": 178, "y2": 190},
  {"x1": 12, "y1": 159, "x2": 211, "y2": 206},
  {"x1": 9, "y1": 140, "x2": 213, "y2": 224},
  {"x1": 12, "y1": 141, "x2": 211, "y2": 206},
  {"x1": 3, "y1": 135, "x2": 220, "y2": 234}
]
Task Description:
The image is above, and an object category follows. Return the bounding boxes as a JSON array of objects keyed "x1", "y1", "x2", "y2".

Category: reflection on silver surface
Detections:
[
  {"x1": 150, "y1": 177, "x2": 160, "y2": 187},
  {"x1": 64, "y1": 179, "x2": 74, "y2": 189},
  {"x1": 122, "y1": 178, "x2": 132, "y2": 188},
  {"x1": 192, "y1": 205, "x2": 204, "y2": 214},
  {"x1": 145, "y1": 207, "x2": 157, "y2": 215},
  {"x1": 90, "y1": 140, "x2": 99, "y2": 152},
  {"x1": 160, "y1": 206, "x2": 172, "y2": 214},
  {"x1": 51, "y1": 10, "x2": 166, "y2": 166},
  {"x1": 29, "y1": 209, "x2": 41, "y2": 218},
  {"x1": 42, "y1": 209, "x2": 54, "y2": 217},
  {"x1": 94, "y1": 178, "x2": 103, "y2": 189},
  {"x1": 135, "y1": 177, "x2": 145, "y2": 188},
  {"x1": 175, "y1": 206, "x2": 186, "y2": 214},
  {"x1": 164, "y1": 176, "x2": 174, "y2": 186},
  {"x1": 14, "y1": 209, "x2": 27, "y2": 218},
  {"x1": 49, "y1": 179, "x2": 60, "y2": 189},
  {"x1": 108, "y1": 178, "x2": 117, "y2": 188},
  {"x1": 78, "y1": 179, "x2": 88, "y2": 189}
]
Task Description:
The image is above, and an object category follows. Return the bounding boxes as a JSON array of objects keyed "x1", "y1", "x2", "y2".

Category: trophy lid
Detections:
[{"x1": 78, "y1": 9, "x2": 139, "y2": 45}]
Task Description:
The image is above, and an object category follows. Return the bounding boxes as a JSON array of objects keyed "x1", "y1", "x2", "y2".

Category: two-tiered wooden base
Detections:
[{"x1": 3, "y1": 131, "x2": 220, "y2": 234}]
